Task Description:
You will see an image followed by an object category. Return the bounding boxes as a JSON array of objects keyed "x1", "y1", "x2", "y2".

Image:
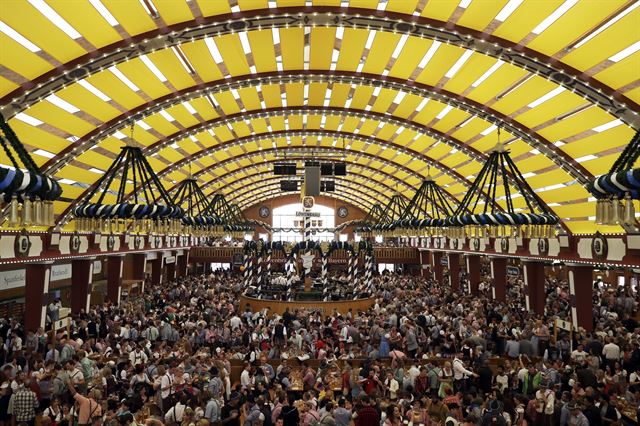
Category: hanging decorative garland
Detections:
[
  {"x1": 0, "y1": 114, "x2": 62, "y2": 228},
  {"x1": 588, "y1": 129, "x2": 639, "y2": 228}
]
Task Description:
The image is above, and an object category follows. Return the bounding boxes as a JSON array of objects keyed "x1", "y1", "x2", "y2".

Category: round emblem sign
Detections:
[
  {"x1": 538, "y1": 238, "x2": 549, "y2": 256},
  {"x1": 592, "y1": 232, "x2": 608, "y2": 260},
  {"x1": 472, "y1": 238, "x2": 480, "y2": 251},
  {"x1": 70, "y1": 232, "x2": 81, "y2": 253},
  {"x1": 302, "y1": 196, "x2": 315, "y2": 209},
  {"x1": 106, "y1": 235, "x2": 115, "y2": 251},
  {"x1": 500, "y1": 238, "x2": 509, "y2": 252},
  {"x1": 15, "y1": 229, "x2": 31, "y2": 257},
  {"x1": 259, "y1": 206, "x2": 270, "y2": 218},
  {"x1": 337, "y1": 206, "x2": 348, "y2": 218}
]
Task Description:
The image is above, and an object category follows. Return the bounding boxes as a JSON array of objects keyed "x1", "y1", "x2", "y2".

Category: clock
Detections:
[
  {"x1": 259, "y1": 206, "x2": 270, "y2": 218},
  {"x1": 337, "y1": 206, "x2": 348, "y2": 218}
]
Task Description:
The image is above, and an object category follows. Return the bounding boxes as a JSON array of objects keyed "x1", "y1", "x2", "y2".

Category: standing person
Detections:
[
  {"x1": 220, "y1": 392, "x2": 242, "y2": 426},
  {"x1": 452, "y1": 352, "x2": 478, "y2": 392},
  {"x1": 281, "y1": 395, "x2": 300, "y2": 426},
  {"x1": 354, "y1": 395, "x2": 379, "y2": 426},
  {"x1": 8, "y1": 377, "x2": 38, "y2": 426},
  {"x1": 567, "y1": 402, "x2": 589, "y2": 426},
  {"x1": 67, "y1": 379, "x2": 102, "y2": 426},
  {"x1": 333, "y1": 398, "x2": 352, "y2": 426}
]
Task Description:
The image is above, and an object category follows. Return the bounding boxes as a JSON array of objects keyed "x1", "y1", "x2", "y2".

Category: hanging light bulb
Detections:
[
  {"x1": 22, "y1": 197, "x2": 33, "y2": 226},
  {"x1": 602, "y1": 199, "x2": 611, "y2": 225},
  {"x1": 624, "y1": 193, "x2": 636, "y2": 225}
]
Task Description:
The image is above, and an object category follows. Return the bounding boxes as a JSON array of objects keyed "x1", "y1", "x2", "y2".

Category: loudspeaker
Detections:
[
  {"x1": 280, "y1": 180, "x2": 298, "y2": 191},
  {"x1": 334, "y1": 162, "x2": 346, "y2": 176},
  {"x1": 321, "y1": 180, "x2": 335, "y2": 192},
  {"x1": 304, "y1": 164, "x2": 321, "y2": 196},
  {"x1": 321, "y1": 163, "x2": 333, "y2": 176},
  {"x1": 284, "y1": 164, "x2": 297, "y2": 175}
]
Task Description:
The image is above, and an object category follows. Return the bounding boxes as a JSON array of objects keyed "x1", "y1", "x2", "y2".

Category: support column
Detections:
[
  {"x1": 432, "y1": 251, "x2": 444, "y2": 284},
  {"x1": 448, "y1": 253, "x2": 460, "y2": 292},
  {"x1": 420, "y1": 250, "x2": 432, "y2": 278},
  {"x1": 176, "y1": 251, "x2": 189, "y2": 278},
  {"x1": 490, "y1": 257, "x2": 507, "y2": 303},
  {"x1": 130, "y1": 253, "x2": 147, "y2": 280},
  {"x1": 567, "y1": 264, "x2": 594, "y2": 331},
  {"x1": 25, "y1": 262, "x2": 52, "y2": 331},
  {"x1": 107, "y1": 255, "x2": 124, "y2": 306},
  {"x1": 466, "y1": 255, "x2": 481, "y2": 295},
  {"x1": 71, "y1": 259, "x2": 93, "y2": 314},
  {"x1": 523, "y1": 260, "x2": 545, "y2": 315},
  {"x1": 150, "y1": 257, "x2": 162, "y2": 286},
  {"x1": 165, "y1": 253, "x2": 176, "y2": 282}
]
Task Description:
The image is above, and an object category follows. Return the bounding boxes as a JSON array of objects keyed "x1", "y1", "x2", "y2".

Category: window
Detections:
[
  {"x1": 258, "y1": 233, "x2": 268, "y2": 240},
  {"x1": 210, "y1": 262, "x2": 230, "y2": 270},
  {"x1": 339, "y1": 234, "x2": 348, "y2": 242},
  {"x1": 272, "y1": 202, "x2": 335, "y2": 242},
  {"x1": 378, "y1": 263, "x2": 395, "y2": 273},
  {"x1": 375, "y1": 235, "x2": 383, "y2": 243}
]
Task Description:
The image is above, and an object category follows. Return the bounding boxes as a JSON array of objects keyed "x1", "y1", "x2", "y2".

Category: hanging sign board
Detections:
[
  {"x1": 164, "y1": 256, "x2": 176, "y2": 264},
  {"x1": 507, "y1": 266, "x2": 520, "y2": 277},
  {"x1": 93, "y1": 260, "x2": 102, "y2": 275},
  {"x1": 50, "y1": 264, "x2": 72, "y2": 282},
  {"x1": 296, "y1": 211, "x2": 321, "y2": 217},
  {"x1": 0, "y1": 269, "x2": 26, "y2": 290}
]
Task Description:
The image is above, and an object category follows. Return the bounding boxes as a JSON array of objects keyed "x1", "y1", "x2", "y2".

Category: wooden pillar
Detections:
[
  {"x1": 448, "y1": 253, "x2": 460, "y2": 292},
  {"x1": 466, "y1": 255, "x2": 481, "y2": 295},
  {"x1": 432, "y1": 251, "x2": 444, "y2": 283},
  {"x1": 523, "y1": 260, "x2": 545, "y2": 315},
  {"x1": 25, "y1": 262, "x2": 52, "y2": 331},
  {"x1": 107, "y1": 255, "x2": 124, "y2": 306},
  {"x1": 567, "y1": 264, "x2": 594, "y2": 332},
  {"x1": 71, "y1": 259, "x2": 93, "y2": 314},
  {"x1": 490, "y1": 257, "x2": 507, "y2": 303},
  {"x1": 420, "y1": 250, "x2": 431, "y2": 278},
  {"x1": 165, "y1": 253, "x2": 176, "y2": 282},
  {"x1": 150, "y1": 257, "x2": 162, "y2": 286},
  {"x1": 131, "y1": 253, "x2": 147, "y2": 280},
  {"x1": 177, "y1": 251, "x2": 189, "y2": 278}
]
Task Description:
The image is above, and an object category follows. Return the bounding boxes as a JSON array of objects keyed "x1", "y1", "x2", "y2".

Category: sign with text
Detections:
[
  {"x1": 51, "y1": 264, "x2": 72, "y2": 282},
  {"x1": 295, "y1": 211, "x2": 321, "y2": 217},
  {"x1": 0, "y1": 269, "x2": 26, "y2": 290},
  {"x1": 507, "y1": 266, "x2": 520, "y2": 277},
  {"x1": 164, "y1": 256, "x2": 176, "y2": 264},
  {"x1": 93, "y1": 260, "x2": 102, "y2": 275}
]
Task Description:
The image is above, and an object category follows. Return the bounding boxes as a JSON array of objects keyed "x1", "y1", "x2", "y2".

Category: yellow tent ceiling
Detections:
[{"x1": 1, "y1": 0, "x2": 639, "y2": 234}]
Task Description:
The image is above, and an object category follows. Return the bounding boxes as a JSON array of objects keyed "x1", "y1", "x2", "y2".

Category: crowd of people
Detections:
[{"x1": 0, "y1": 258, "x2": 638, "y2": 426}]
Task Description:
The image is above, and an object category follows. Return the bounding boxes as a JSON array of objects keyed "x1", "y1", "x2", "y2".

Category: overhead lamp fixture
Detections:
[
  {"x1": 418, "y1": 41, "x2": 441, "y2": 69},
  {"x1": 480, "y1": 124, "x2": 497, "y2": 136},
  {"x1": 89, "y1": 0, "x2": 119, "y2": 26},
  {"x1": 415, "y1": 98, "x2": 429, "y2": 112},
  {"x1": 527, "y1": 86, "x2": 564, "y2": 108},
  {"x1": 575, "y1": 154, "x2": 597, "y2": 163},
  {"x1": 445, "y1": 49, "x2": 473, "y2": 78},
  {"x1": 609, "y1": 40, "x2": 640, "y2": 62},
  {"x1": 113, "y1": 131, "x2": 127, "y2": 139},
  {"x1": 109, "y1": 66, "x2": 140, "y2": 92},
  {"x1": 136, "y1": 120, "x2": 151, "y2": 130},
  {"x1": 0, "y1": 21, "x2": 41, "y2": 52},
  {"x1": 435, "y1": 105, "x2": 453, "y2": 120},
  {"x1": 140, "y1": 55, "x2": 167, "y2": 82},
  {"x1": 570, "y1": 1, "x2": 639, "y2": 49},
  {"x1": 592, "y1": 119, "x2": 623, "y2": 132},
  {"x1": 495, "y1": 73, "x2": 534, "y2": 99},
  {"x1": 471, "y1": 59, "x2": 504, "y2": 87},
  {"x1": 33, "y1": 149, "x2": 55, "y2": 159},
  {"x1": 14, "y1": 113, "x2": 43, "y2": 127},
  {"x1": 89, "y1": 167, "x2": 105, "y2": 174},
  {"x1": 29, "y1": 0, "x2": 81, "y2": 39},
  {"x1": 205, "y1": 37, "x2": 224, "y2": 64},
  {"x1": 159, "y1": 110, "x2": 176, "y2": 122},
  {"x1": 59, "y1": 178, "x2": 77, "y2": 185},
  {"x1": 171, "y1": 46, "x2": 196, "y2": 75},
  {"x1": 532, "y1": 0, "x2": 578, "y2": 35},
  {"x1": 494, "y1": 0, "x2": 523, "y2": 21},
  {"x1": 78, "y1": 80, "x2": 111, "y2": 101},
  {"x1": 376, "y1": 0, "x2": 388, "y2": 11},
  {"x1": 364, "y1": 30, "x2": 376, "y2": 50},
  {"x1": 458, "y1": 0, "x2": 472, "y2": 8},
  {"x1": 138, "y1": 0, "x2": 160, "y2": 19},
  {"x1": 45, "y1": 94, "x2": 80, "y2": 114},
  {"x1": 182, "y1": 101, "x2": 197, "y2": 114},
  {"x1": 391, "y1": 34, "x2": 409, "y2": 59}
]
